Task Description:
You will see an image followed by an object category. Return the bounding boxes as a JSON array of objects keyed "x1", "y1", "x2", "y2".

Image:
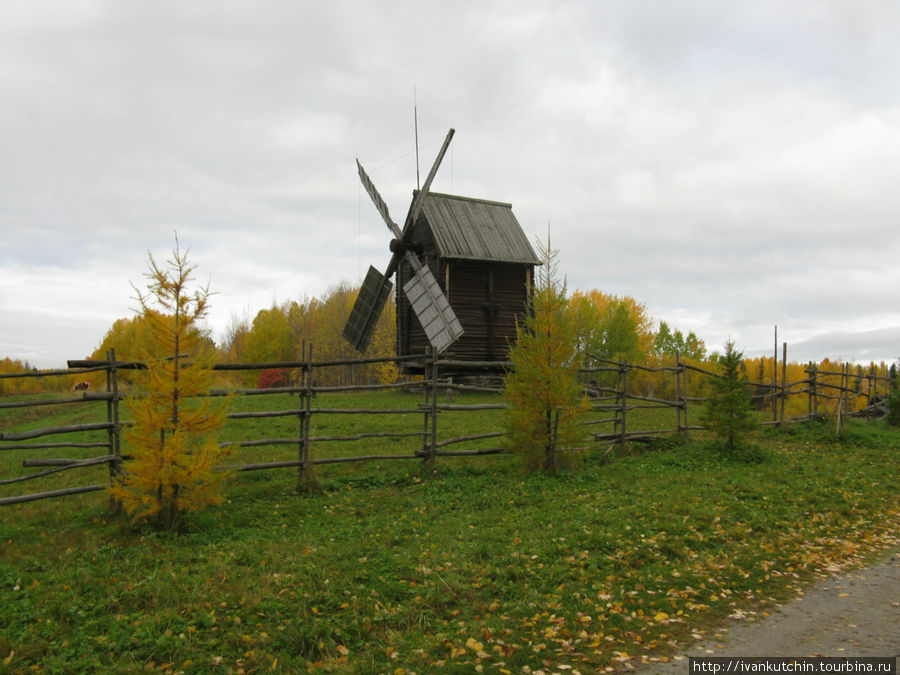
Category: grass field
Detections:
[{"x1": 1, "y1": 391, "x2": 899, "y2": 673}]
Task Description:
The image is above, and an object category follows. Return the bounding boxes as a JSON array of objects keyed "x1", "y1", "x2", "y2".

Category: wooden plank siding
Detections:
[{"x1": 447, "y1": 261, "x2": 531, "y2": 362}]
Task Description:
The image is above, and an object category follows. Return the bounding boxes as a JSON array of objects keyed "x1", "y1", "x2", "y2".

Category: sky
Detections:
[{"x1": 2, "y1": 1, "x2": 900, "y2": 369}]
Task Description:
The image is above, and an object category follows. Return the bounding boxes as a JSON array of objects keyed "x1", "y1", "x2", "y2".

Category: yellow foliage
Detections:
[
  {"x1": 227, "y1": 282, "x2": 399, "y2": 387},
  {"x1": 110, "y1": 237, "x2": 230, "y2": 528},
  {"x1": 0, "y1": 358, "x2": 74, "y2": 395},
  {"x1": 737, "y1": 357, "x2": 891, "y2": 419},
  {"x1": 505, "y1": 239, "x2": 588, "y2": 473},
  {"x1": 570, "y1": 289, "x2": 655, "y2": 363}
]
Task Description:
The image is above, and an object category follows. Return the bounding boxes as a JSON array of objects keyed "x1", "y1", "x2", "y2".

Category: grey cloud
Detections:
[{"x1": 3, "y1": 1, "x2": 900, "y2": 368}]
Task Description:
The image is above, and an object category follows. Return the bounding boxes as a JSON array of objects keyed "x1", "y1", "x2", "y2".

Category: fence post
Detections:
[
  {"x1": 807, "y1": 361, "x2": 816, "y2": 418},
  {"x1": 835, "y1": 363, "x2": 848, "y2": 434},
  {"x1": 419, "y1": 348, "x2": 436, "y2": 470},
  {"x1": 618, "y1": 361, "x2": 628, "y2": 448},
  {"x1": 106, "y1": 348, "x2": 122, "y2": 480},
  {"x1": 772, "y1": 326, "x2": 778, "y2": 423},
  {"x1": 813, "y1": 362, "x2": 820, "y2": 417},
  {"x1": 683, "y1": 358, "x2": 690, "y2": 437},
  {"x1": 421, "y1": 351, "x2": 429, "y2": 464},
  {"x1": 836, "y1": 365, "x2": 842, "y2": 427},
  {"x1": 106, "y1": 348, "x2": 122, "y2": 513},
  {"x1": 844, "y1": 363, "x2": 851, "y2": 419},
  {"x1": 297, "y1": 342, "x2": 313, "y2": 489},
  {"x1": 423, "y1": 348, "x2": 438, "y2": 470},
  {"x1": 779, "y1": 342, "x2": 787, "y2": 426},
  {"x1": 674, "y1": 351, "x2": 683, "y2": 435}
]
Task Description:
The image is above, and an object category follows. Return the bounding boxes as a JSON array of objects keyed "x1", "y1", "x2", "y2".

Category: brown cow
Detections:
[{"x1": 73, "y1": 381, "x2": 90, "y2": 392}]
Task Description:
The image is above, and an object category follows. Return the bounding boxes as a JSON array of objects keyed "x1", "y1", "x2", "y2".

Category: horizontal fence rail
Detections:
[{"x1": 1, "y1": 346, "x2": 893, "y2": 506}]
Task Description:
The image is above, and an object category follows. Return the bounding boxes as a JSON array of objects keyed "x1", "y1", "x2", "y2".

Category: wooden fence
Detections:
[
  {"x1": 0, "y1": 348, "x2": 891, "y2": 506},
  {"x1": 582, "y1": 351, "x2": 890, "y2": 446}
]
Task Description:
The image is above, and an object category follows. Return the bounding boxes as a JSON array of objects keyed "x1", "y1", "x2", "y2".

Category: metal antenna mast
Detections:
[{"x1": 414, "y1": 86, "x2": 420, "y2": 189}]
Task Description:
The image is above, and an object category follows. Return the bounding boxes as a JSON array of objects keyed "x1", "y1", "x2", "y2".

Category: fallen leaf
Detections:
[{"x1": 466, "y1": 637, "x2": 484, "y2": 652}]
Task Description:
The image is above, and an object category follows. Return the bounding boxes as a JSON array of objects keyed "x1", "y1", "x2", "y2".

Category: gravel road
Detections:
[{"x1": 639, "y1": 548, "x2": 899, "y2": 674}]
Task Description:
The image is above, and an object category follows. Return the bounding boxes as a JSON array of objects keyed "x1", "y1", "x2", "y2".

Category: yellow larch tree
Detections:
[
  {"x1": 505, "y1": 236, "x2": 589, "y2": 474},
  {"x1": 110, "y1": 236, "x2": 230, "y2": 528}
]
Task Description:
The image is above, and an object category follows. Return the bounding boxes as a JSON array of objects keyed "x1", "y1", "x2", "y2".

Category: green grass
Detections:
[{"x1": 1, "y1": 395, "x2": 899, "y2": 673}]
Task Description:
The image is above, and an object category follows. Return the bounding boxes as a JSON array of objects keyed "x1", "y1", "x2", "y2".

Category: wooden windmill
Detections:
[
  {"x1": 344, "y1": 129, "x2": 540, "y2": 371},
  {"x1": 343, "y1": 128, "x2": 463, "y2": 356}
]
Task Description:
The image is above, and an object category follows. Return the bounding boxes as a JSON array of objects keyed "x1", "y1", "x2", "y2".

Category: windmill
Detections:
[{"x1": 343, "y1": 128, "x2": 464, "y2": 354}]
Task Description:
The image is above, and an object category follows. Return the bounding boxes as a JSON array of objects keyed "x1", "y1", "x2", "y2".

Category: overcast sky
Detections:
[{"x1": 2, "y1": 1, "x2": 899, "y2": 369}]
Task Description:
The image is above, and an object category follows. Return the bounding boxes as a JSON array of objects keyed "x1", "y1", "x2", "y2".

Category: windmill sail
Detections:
[
  {"x1": 403, "y1": 128, "x2": 455, "y2": 234},
  {"x1": 402, "y1": 263, "x2": 463, "y2": 354},
  {"x1": 343, "y1": 266, "x2": 393, "y2": 352},
  {"x1": 357, "y1": 160, "x2": 401, "y2": 239}
]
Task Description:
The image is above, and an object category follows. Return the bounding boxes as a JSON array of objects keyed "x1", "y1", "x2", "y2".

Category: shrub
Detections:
[
  {"x1": 258, "y1": 368, "x2": 291, "y2": 389},
  {"x1": 887, "y1": 384, "x2": 900, "y2": 427},
  {"x1": 701, "y1": 340, "x2": 759, "y2": 457}
]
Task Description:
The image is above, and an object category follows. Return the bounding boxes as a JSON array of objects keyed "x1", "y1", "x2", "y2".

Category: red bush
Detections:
[{"x1": 257, "y1": 368, "x2": 291, "y2": 389}]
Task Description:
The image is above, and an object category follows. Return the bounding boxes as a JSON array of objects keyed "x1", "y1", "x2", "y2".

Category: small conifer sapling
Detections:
[{"x1": 701, "y1": 340, "x2": 758, "y2": 455}]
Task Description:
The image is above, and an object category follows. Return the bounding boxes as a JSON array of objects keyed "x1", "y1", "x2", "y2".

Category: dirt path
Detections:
[{"x1": 640, "y1": 547, "x2": 900, "y2": 673}]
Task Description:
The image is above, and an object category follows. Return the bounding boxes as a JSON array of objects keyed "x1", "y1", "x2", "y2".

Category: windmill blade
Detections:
[
  {"x1": 402, "y1": 259, "x2": 464, "y2": 353},
  {"x1": 343, "y1": 266, "x2": 394, "y2": 352},
  {"x1": 403, "y1": 128, "x2": 455, "y2": 234},
  {"x1": 357, "y1": 159, "x2": 402, "y2": 239},
  {"x1": 384, "y1": 128, "x2": 457, "y2": 281},
  {"x1": 357, "y1": 157, "x2": 406, "y2": 284}
]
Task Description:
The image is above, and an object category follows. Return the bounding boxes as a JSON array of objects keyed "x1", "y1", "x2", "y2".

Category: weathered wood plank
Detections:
[
  {"x1": 2, "y1": 455, "x2": 117, "y2": 485},
  {"x1": 1, "y1": 422, "x2": 113, "y2": 441},
  {"x1": 0, "y1": 485, "x2": 105, "y2": 506}
]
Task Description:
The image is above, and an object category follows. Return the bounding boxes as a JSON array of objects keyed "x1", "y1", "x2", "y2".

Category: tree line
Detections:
[{"x1": 1, "y1": 282, "x2": 895, "y2": 399}]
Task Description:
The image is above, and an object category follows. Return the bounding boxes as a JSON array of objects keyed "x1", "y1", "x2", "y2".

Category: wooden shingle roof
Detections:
[{"x1": 415, "y1": 192, "x2": 541, "y2": 265}]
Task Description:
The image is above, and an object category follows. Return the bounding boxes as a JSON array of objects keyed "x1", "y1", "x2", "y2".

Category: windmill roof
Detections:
[{"x1": 414, "y1": 191, "x2": 541, "y2": 265}]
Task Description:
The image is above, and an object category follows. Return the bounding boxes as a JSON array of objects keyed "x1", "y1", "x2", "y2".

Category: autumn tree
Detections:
[
  {"x1": 91, "y1": 314, "x2": 218, "y2": 389},
  {"x1": 569, "y1": 289, "x2": 660, "y2": 397},
  {"x1": 237, "y1": 283, "x2": 399, "y2": 387},
  {"x1": 571, "y1": 290, "x2": 654, "y2": 364},
  {"x1": 645, "y1": 320, "x2": 712, "y2": 401},
  {"x1": 221, "y1": 312, "x2": 251, "y2": 363},
  {"x1": 653, "y1": 321, "x2": 706, "y2": 361},
  {"x1": 110, "y1": 237, "x2": 230, "y2": 528},
  {"x1": 0, "y1": 358, "x2": 40, "y2": 396},
  {"x1": 701, "y1": 340, "x2": 759, "y2": 458},
  {"x1": 245, "y1": 305, "x2": 294, "y2": 363},
  {"x1": 599, "y1": 301, "x2": 641, "y2": 362},
  {"x1": 749, "y1": 357, "x2": 772, "y2": 411},
  {"x1": 504, "y1": 236, "x2": 588, "y2": 474}
]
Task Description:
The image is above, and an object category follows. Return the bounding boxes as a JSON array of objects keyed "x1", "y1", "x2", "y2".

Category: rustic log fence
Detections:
[{"x1": 0, "y1": 347, "x2": 892, "y2": 506}]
